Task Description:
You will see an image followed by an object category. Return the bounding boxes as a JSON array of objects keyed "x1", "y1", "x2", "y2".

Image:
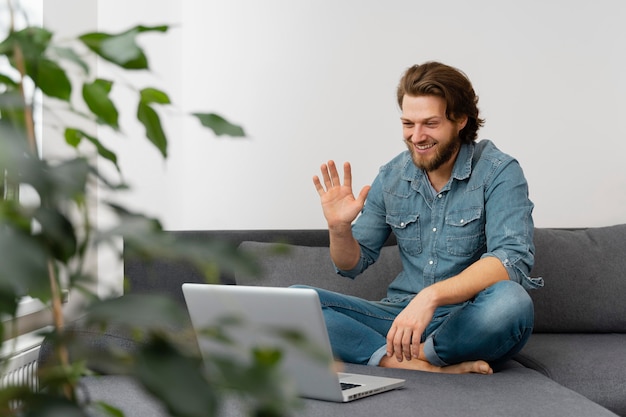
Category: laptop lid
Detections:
[{"x1": 182, "y1": 283, "x2": 404, "y2": 402}]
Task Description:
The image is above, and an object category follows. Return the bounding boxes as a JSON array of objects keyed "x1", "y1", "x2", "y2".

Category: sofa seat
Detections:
[
  {"x1": 39, "y1": 225, "x2": 626, "y2": 416},
  {"x1": 516, "y1": 333, "x2": 626, "y2": 416},
  {"x1": 78, "y1": 362, "x2": 617, "y2": 417}
]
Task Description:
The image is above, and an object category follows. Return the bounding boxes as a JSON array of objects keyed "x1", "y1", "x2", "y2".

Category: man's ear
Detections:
[{"x1": 456, "y1": 115, "x2": 468, "y2": 132}]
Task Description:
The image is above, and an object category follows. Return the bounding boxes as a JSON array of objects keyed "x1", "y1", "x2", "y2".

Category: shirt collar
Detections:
[{"x1": 452, "y1": 141, "x2": 474, "y2": 181}]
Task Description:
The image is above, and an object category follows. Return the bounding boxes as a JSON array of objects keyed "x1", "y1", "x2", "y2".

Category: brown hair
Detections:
[{"x1": 396, "y1": 62, "x2": 485, "y2": 143}]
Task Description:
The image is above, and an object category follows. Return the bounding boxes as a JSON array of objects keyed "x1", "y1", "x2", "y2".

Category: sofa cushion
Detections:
[
  {"x1": 530, "y1": 224, "x2": 626, "y2": 333},
  {"x1": 235, "y1": 242, "x2": 402, "y2": 301},
  {"x1": 515, "y1": 333, "x2": 626, "y2": 416},
  {"x1": 77, "y1": 364, "x2": 620, "y2": 417}
]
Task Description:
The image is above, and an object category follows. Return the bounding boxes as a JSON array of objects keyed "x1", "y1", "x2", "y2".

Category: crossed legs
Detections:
[{"x1": 293, "y1": 281, "x2": 534, "y2": 374}]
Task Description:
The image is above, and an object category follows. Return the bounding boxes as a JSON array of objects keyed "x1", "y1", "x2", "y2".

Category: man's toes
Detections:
[{"x1": 475, "y1": 361, "x2": 493, "y2": 374}]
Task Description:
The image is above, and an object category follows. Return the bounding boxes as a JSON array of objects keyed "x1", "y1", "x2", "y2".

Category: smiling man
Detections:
[{"x1": 307, "y1": 61, "x2": 543, "y2": 374}]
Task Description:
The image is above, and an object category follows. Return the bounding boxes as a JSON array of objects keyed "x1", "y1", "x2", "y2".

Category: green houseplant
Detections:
[{"x1": 0, "y1": 2, "x2": 301, "y2": 416}]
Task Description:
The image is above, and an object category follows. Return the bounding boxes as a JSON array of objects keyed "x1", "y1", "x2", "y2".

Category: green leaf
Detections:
[
  {"x1": 0, "y1": 28, "x2": 71, "y2": 101},
  {"x1": 192, "y1": 113, "x2": 246, "y2": 137},
  {"x1": 137, "y1": 101, "x2": 167, "y2": 158},
  {"x1": 0, "y1": 32, "x2": 12, "y2": 55},
  {"x1": 31, "y1": 57, "x2": 72, "y2": 101},
  {"x1": 33, "y1": 206, "x2": 77, "y2": 263},
  {"x1": 0, "y1": 72, "x2": 18, "y2": 88},
  {"x1": 65, "y1": 128, "x2": 119, "y2": 171},
  {"x1": 82, "y1": 79, "x2": 119, "y2": 129},
  {"x1": 79, "y1": 25, "x2": 168, "y2": 70},
  {"x1": 135, "y1": 337, "x2": 220, "y2": 417},
  {"x1": 253, "y1": 348, "x2": 283, "y2": 367},
  {"x1": 64, "y1": 127, "x2": 82, "y2": 147},
  {"x1": 0, "y1": 221, "x2": 51, "y2": 301},
  {"x1": 0, "y1": 286, "x2": 19, "y2": 318},
  {"x1": 0, "y1": 91, "x2": 28, "y2": 151},
  {"x1": 21, "y1": 157, "x2": 90, "y2": 204},
  {"x1": 135, "y1": 87, "x2": 171, "y2": 157},
  {"x1": 140, "y1": 87, "x2": 171, "y2": 105},
  {"x1": 91, "y1": 402, "x2": 125, "y2": 417},
  {"x1": 49, "y1": 158, "x2": 91, "y2": 201},
  {"x1": 0, "y1": 27, "x2": 52, "y2": 59}
]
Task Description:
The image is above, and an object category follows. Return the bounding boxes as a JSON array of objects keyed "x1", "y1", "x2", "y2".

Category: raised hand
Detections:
[{"x1": 313, "y1": 161, "x2": 370, "y2": 229}]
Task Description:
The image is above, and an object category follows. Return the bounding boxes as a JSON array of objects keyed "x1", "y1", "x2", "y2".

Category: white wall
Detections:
[{"x1": 57, "y1": 0, "x2": 626, "y2": 231}]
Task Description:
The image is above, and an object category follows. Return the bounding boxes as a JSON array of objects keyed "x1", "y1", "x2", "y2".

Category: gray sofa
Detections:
[{"x1": 41, "y1": 225, "x2": 626, "y2": 416}]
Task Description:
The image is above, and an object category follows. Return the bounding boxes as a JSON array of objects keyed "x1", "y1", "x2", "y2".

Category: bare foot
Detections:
[
  {"x1": 379, "y1": 355, "x2": 493, "y2": 375},
  {"x1": 331, "y1": 360, "x2": 345, "y2": 373}
]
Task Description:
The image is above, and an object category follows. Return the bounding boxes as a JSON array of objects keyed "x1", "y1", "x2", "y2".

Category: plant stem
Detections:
[
  {"x1": 47, "y1": 260, "x2": 65, "y2": 342},
  {"x1": 8, "y1": 0, "x2": 39, "y2": 155},
  {"x1": 47, "y1": 259, "x2": 74, "y2": 400}
]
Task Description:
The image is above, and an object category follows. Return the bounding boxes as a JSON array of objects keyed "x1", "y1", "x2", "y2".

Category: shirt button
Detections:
[
  {"x1": 437, "y1": 194, "x2": 443, "y2": 199},
  {"x1": 428, "y1": 260, "x2": 434, "y2": 265},
  {"x1": 400, "y1": 222, "x2": 405, "y2": 227},
  {"x1": 432, "y1": 227, "x2": 437, "y2": 232},
  {"x1": 460, "y1": 219, "x2": 465, "y2": 224}
]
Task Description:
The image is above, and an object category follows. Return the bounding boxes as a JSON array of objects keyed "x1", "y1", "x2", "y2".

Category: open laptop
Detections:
[{"x1": 182, "y1": 283, "x2": 405, "y2": 402}]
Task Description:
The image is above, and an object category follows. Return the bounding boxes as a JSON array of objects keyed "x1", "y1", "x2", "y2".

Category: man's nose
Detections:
[{"x1": 410, "y1": 125, "x2": 424, "y2": 142}]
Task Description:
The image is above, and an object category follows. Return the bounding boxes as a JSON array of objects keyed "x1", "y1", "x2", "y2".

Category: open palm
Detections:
[{"x1": 313, "y1": 161, "x2": 371, "y2": 228}]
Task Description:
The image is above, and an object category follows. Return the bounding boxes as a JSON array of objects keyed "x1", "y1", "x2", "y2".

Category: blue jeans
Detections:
[{"x1": 293, "y1": 280, "x2": 534, "y2": 367}]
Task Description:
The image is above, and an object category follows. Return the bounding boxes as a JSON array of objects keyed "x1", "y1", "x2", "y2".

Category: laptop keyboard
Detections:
[{"x1": 340, "y1": 382, "x2": 363, "y2": 391}]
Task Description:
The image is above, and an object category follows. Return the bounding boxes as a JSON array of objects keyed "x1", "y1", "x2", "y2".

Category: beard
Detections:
[{"x1": 406, "y1": 135, "x2": 461, "y2": 172}]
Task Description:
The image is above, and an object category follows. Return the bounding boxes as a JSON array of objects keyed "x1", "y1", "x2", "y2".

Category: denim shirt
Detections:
[{"x1": 336, "y1": 140, "x2": 544, "y2": 301}]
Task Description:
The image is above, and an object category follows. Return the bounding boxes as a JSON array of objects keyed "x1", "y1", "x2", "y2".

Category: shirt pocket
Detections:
[
  {"x1": 386, "y1": 213, "x2": 422, "y2": 256},
  {"x1": 445, "y1": 207, "x2": 486, "y2": 257}
]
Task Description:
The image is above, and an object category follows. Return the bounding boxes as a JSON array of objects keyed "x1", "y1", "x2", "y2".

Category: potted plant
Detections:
[{"x1": 0, "y1": 2, "x2": 300, "y2": 416}]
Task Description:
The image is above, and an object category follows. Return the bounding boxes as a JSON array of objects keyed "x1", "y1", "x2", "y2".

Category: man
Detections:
[{"x1": 310, "y1": 61, "x2": 543, "y2": 374}]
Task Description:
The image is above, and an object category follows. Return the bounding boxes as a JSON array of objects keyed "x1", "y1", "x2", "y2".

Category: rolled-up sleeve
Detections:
[
  {"x1": 482, "y1": 248, "x2": 543, "y2": 290},
  {"x1": 481, "y1": 157, "x2": 543, "y2": 290},
  {"x1": 334, "y1": 253, "x2": 371, "y2": 279}
]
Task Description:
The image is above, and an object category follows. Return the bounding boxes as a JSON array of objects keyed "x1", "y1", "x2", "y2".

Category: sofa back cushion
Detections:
[
  {"x1": 235, "y1": 241, "x2": 402, "y2": 301},
  {"x1": 236, "y1": 224, "x2": 626, "y2": 333},
  {"x1": 530, "y1": 224, "x2": 626, "y2": 333}
]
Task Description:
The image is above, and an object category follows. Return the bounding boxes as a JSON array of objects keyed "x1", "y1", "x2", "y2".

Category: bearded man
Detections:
[{"x1": 303, "y1": 61, "x2": 543, "y2": 374}]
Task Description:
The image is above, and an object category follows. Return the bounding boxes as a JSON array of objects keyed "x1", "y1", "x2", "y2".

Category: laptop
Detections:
[{"x1": 182, "y1": 283, "x2": 405, "y2": 402}]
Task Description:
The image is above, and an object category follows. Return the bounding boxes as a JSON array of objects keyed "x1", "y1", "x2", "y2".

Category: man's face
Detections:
[{"x1": 401, "y1": 95, "x2": 467, "y2": 173}]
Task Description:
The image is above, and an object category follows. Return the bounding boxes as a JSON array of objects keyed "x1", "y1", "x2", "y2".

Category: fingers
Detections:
[
  {"x1": 386, "y1": 327, "x2": 396, "y2": 360},
  {"x1": 313, "y1": 160, "x2": 353, "y2": 194},
  {"x1": 342, "y1": 161, "x2": 352, "y2": 189},
  {"x1": 318, "y1": 160, "x2": 340, "y2": 190},
  {"x1": 329, "y1": 160, "x2": 342, "y2": 187},
  {"x1": 356, "y1": 185, "x2": 371, "y2": 205},
  {"x1": 401, "y1": 329, "x2": 413, "y2": 361},
  {"x1": 411, "y1": 336, "x2": 421, "y2": 359},
  {"x1": 312, "y1": 175, "x2": 324, "y2": 195},
  {"x1": 320, "y1": 161, "x2": 338, "y2": 190},
  {"x1": 386, "y1": 327, "x2": 407, "y2": 362},
  {"x1": 386, "y1": 325, "x2": 421, "y2": 362},
  {"x1": 312, "y1": 162, "x2": 334, "y2": 196}
]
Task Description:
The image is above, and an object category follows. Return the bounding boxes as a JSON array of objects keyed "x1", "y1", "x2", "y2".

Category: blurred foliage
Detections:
[{"x1": 0, "y1": 4, "x2": 299, "y2": 416}]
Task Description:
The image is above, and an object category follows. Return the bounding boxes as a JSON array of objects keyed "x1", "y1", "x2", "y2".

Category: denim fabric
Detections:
[
  {"x1": 324, "y1": 140, "x2": 543, "y2": 366},
  {"x1": 296, "y1": 280, "x2": 534, "y2": 366},
  {"x1": 338, "y1": 140, "x2": 543, "y2": 298}
]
